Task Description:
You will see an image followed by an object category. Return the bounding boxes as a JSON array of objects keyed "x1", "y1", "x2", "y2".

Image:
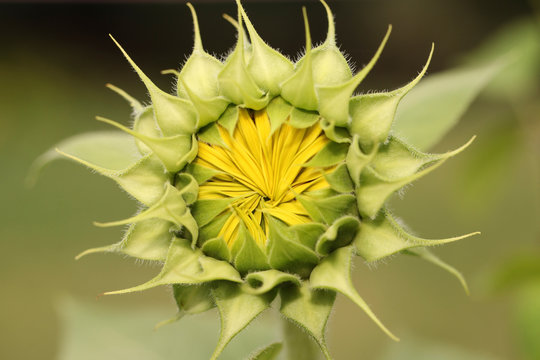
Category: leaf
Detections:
[
  {"x1": 104, "y1": 238, "x2": 241, "y2": 295},
  {"x1": 279, "y1": 282, "x2": 335, "y2": 360},
  {"x1": 57, "y1": 297, "x2": 278, "y2": 360},
  {"x1": 28, "y1": 131, "x2": 139, "y2": 182},
  {"x1": 172, "y1": 283, "x2": 215, "y2": 315},
  {"x1": 297, "y1": 193, "x2": 356, "y2": 225},
  {"x1": 515, "y1": 282, "x2": 540, "y2": 360},
  {"x1": 234, "y1": 224, "x2": 271, "y2": 273},
  {"x1": 310, "y1": 246, "x2": 399, "y2": 341},
  {"x1": 211, "y1": 282, "x2": 274, "y2": 360},
  {"x1": 323, "y1": 163, "x2": 354, "y2": 193},
  {"x1": 393, "y1": 59, "x2": 504, "y2": 150},
  {"x1": 248, "y1": 342, "x2": 283, "y2": 360},
  {"x1": 354, "y1": 209, "x2": 478, "y2": 263}
]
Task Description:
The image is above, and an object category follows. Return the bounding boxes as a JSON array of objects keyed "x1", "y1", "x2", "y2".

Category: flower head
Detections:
[{"x1": 35, "y1": 1, "x2": 479, "y2": 358}]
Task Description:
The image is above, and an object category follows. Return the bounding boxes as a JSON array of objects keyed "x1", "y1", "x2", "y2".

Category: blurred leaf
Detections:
[
  {"x1": 488, "y1": 253, "x2": 540, "y2": 293},
  {"x1": 27, "y1": 131, "x2": 140, "y2": 186},
  {"x1": 515, "y1": 282, "x2": 540, "y2": 360},
  {"x1": 57, "y1": 297, "x2": 278, "y2": 360},
  {"x1": 463, "y1": 19, "x2": 540, "y2": 100},
  {"x1": 453, "y1": 118, "x2": 522, "y2": 213},
  {"x1": 393, "y1": 60, "x2": 503, "y2": 150},
  {"x1": 380, "y1": 337, "x2": 500, "y2": 360},
  {"x1": 248, "y1": 342, "x2": 282, "y2": 360}
]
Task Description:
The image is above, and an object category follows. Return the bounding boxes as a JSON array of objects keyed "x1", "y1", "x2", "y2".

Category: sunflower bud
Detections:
[{"x1": 34, "y1": 1, "x2": 479, "y2": 358}]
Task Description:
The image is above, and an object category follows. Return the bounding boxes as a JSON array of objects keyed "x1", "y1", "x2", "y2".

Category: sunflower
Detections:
[{"x1": 35, "y1": 1, "x2": 479, "y2": 358}]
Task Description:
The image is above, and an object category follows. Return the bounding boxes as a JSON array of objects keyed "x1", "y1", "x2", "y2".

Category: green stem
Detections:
[{"x1": 282, "y1": 318, "x2": 324, "y2": 360}]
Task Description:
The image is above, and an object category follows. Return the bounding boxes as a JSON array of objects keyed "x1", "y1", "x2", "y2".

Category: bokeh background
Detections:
[{"x1": 1, "y1": 0, "x2": 539, "y2": 359}]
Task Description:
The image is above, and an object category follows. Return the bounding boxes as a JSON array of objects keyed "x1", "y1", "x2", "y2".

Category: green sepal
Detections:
[
  {"x1": 354, "y1": 209, "x2": 479, "y2": 263},
  {"x1": 173, "y1": 283, "x2": 215, "y2": 316},
  {"x1": 267, "y1": 217, "x2": 319, "y2": 278},
  {"x1": 243, "y1": 269, "x2": 301, "y2": 295},
  {"x1": 237, "y1": 0, "x2": 294, "y2": 95},
  {"x1": 76, "y1": 217, "x2": 173, "y2": 261},
  {"x1": 279, "y1": 282, "x2": 336, "y2": 360},
  {"x1": 95, "y1": 183, "x2": 199, "y2": 243},
  {"x1": 405, "y1": 247, "x2": 470, "y2": 294},
  {"x1": 177, "y1": 4, "x2": 223, "y2": 99},
  {"x1": 181, "y1": 79, "x2": 229, "y2": 129},
  {"x1": 372, "y1": 135, "x2": 475, "y2": 179},
  {"x1": 304, "y1": 141, "x2": 348, "y2": 168},
  {"x1": 346, "y1": 135, "x2": 378, "y2": 188},
  {"x1": 233, "y1": 224, "x2": 271, "y2": 273},
  {"x1": 192, "y1": 198, "x2": 236, "y2": 227},
  {"x1": 316, "y1": 26, "x2": 391, "y2": 127},
  {"x1": 289, "y1": 223, "x2": 326, "y2": 250},
  {"x1": 280, "y1": 8, "x2": 318, "y2": 111},
  {"x1": 211, "y1": 282, "x2": 274, "y2": 360},
  {"x1": 199, "y1": 212, "x2": 230, "y2": 242},
  {"x1": 315, "y1": 216, "x2": 360, "y2": 256},
  {"x1": 324, "y1": 163, "x2": 353, "y2": 193},
  {"x1": 110, "y1": 35, "x2": 197, "y2": 136},
  {"x1": 201, "y1": 237, "x2": 231, "y2": 262},
  {"x1": 217, "y1": 7, "x2": 268, "y2": 110},
  {"x1": 175, "y1": 173, "x2": 199, "y2": 205},
  {"x1": 104, "y1": 238, "x2": 242, "y2": 295},
  {"x1": 96, "y1": 116, "x2": 197, "y2": 173},
  {"x1": 197, "y1": 122, "x2": 228, "y2": 148},
  {"x1": 132, "y1": 107, "x2": 160, "y2": 154},
  {"x1": 320, "y1": 118, "x2": 351, "y2": 144},
  {"x1": 266, "y1": 96, "x2": 293, "y2": 135},
  {"x1": 217, "y1": 105, "x2": 240, "y2": 137},
  {"x1": 184, "y1": 162, "x2": 221, "y2": 185},
  {"x1": 288, "y1": 107, "x2": 320, "y2": 129},
  {"x1": 356, "y1": 136, "x2": 475, "y2": 218},
  {"x1": 297, "y1": 193, "x2": 356, "y2": 225},
  {"x1": 349, "y1": 44, "x2": 434, "y2": 148},
  {"x1": 310, "y1": 246, "x2": 399, "y2": 341},
  {"x1": 248, "y1": 342, "x2": 283, "y2": 360}
]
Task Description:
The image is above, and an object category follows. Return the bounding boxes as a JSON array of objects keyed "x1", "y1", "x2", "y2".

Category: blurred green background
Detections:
[{"x1": 1, "y1": 0, "x2": 538, "y2": 359}]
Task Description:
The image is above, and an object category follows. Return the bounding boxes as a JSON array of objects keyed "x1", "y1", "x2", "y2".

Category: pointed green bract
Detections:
[
  {"x1": 356, "y1": 136, "x2": 475, "y2": 218},
  {"x1": 354, "y1": 209, "x2": 479, "y2": 262},
  {"x1": 104, "y1": 238, "x2": 241, "y2": 295},
  {"x1": 310, "y1": 246, "x2": 399, "y2": 341},
  {"x1": 279, "y1": 283, "x2": 335, "y2": 359},
  {"x1": 237, "y1": 0, "x2": 294, "y2": 95},
  {"x1": 280, "y1": 8, "x2": 318, "y2": 110},
  {"x1": 211, "y1": 282, "x2": 274, "y2": 360},
  {"x1": 316, "y1": 216, "x2": 360, "y2": 256},
  {"x1": 173, "y1": 283, "x2": 215, "y2": 315},
  {"x1": 405, "y1": 247, "x2": 470, "y2": 294},
  {"x1": 243, "y1": 270, "x2": 301, "y2": 295},
  {"x1": 234, "y1": 224, "x2": 271, "y2": 273},
  {"x1": 316, "y1": 26, "x2": 392, "y2": 127},
  {"x1": 349, "y1": 44, "x2": 434, "y2": 148},
  {"x1": 218, "y1": 7, "x2": 268, "y2": 109},
  {"x1": 110, "y1": 35, "x2": 197, "y2": 136}
]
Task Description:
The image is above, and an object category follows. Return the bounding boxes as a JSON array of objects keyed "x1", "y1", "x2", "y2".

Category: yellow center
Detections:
[{"x1": 195, "y1": 108, "x2": 330, "y2": 247}]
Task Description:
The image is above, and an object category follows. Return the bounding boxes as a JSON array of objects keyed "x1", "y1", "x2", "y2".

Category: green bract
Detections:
[{"x1": 34, "y1": 1, "x2": 479, "y2": 359}]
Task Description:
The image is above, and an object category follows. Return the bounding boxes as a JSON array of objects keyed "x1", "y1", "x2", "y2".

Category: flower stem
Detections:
[{"x1": 282, "y1": 318, "x2": 324, "y2": 360}]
